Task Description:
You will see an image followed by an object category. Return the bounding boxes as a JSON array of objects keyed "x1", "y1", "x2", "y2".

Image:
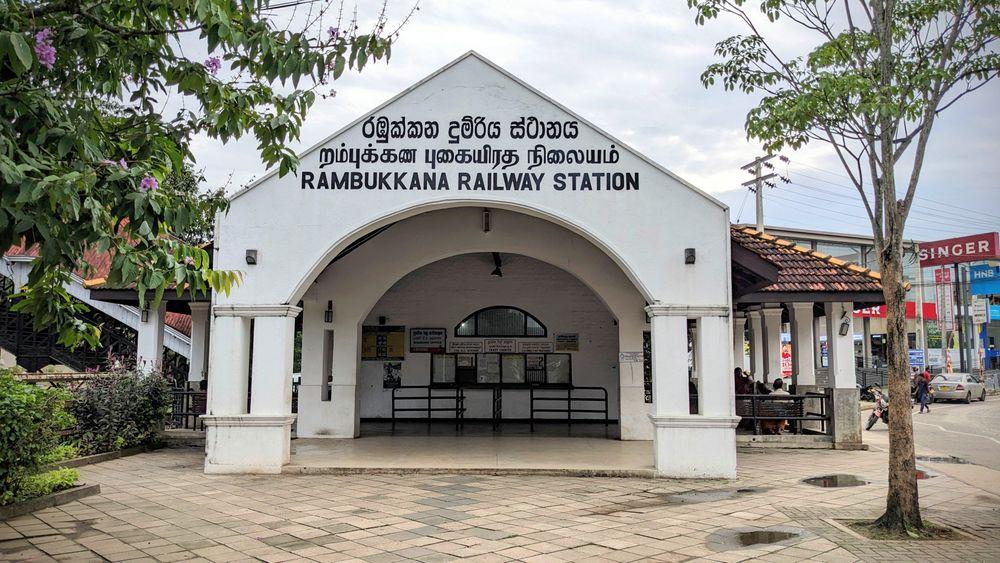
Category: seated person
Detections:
[{"x1": 760, "y1": 378, "x2": 790, "y2": 434}]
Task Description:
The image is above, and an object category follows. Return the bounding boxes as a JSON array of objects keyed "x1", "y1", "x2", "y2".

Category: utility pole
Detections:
[{"x1": 741, "y1": 155, "x2": 777, "y2": 232}]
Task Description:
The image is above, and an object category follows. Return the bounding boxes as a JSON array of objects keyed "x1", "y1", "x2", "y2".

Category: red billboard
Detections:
[
  {"x1": 918, "y1": 232, "x2": 1000, "y2": 267},
  {"x1": 854, "y1": 301, "x2": 938, "y2": 320}
]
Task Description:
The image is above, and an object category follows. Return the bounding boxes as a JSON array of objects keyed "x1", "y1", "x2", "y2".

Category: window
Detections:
[
  {"x1": 454, "y1": 306, "x2": 547, "y2": 337},
  {"x1": 430, "y1": 352, "x2": 571, "y2": 387}
]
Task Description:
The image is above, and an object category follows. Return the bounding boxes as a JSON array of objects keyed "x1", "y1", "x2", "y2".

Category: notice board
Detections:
[{"x1": 362, "y1": 325, "x2": 406, "y2": 361}]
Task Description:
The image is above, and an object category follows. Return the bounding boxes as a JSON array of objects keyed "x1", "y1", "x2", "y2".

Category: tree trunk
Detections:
[{"x1": 874, "y1": 227, "x2": 924, "y2": 533}]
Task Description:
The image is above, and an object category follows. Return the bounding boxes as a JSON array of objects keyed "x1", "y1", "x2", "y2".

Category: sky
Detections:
[{"x1": 186, "y1": 0, "x2": 1000, "y2": 242}]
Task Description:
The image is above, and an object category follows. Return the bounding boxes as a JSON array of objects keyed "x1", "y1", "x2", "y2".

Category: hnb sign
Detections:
[{"x1": 970, "y1": 264, "x2": 1000, "y2": 296}]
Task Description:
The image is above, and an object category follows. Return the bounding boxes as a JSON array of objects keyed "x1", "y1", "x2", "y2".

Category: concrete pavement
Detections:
[{"x1": 2, "y1": 441, "x2": 1000, "y2": 562}]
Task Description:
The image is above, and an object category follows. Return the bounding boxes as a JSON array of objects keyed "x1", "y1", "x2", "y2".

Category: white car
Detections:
[{"x1": 930, "y1": 373, "x2": 987, "y2": 403}]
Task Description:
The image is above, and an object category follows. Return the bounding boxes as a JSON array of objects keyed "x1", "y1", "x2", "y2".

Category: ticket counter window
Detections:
[{"x1": 431, "y1": 352, "x2": 571, "y2": 387}]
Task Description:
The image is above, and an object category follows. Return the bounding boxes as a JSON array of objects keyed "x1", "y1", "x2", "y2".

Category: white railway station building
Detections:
[{"x1": 201, "y1": 52, "x2": 875, "y2": 478}]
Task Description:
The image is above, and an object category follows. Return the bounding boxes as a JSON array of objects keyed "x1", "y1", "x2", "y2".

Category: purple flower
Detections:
[
  {"x1": 118, "y1": 158, "x2": 128, "y2": 170},
  {"x1": 34, "y1": 28, "x2": 55, "y2": 70},
  {"x1": 327, "y1": 26, "x2": 340, "y2": 40},
  {"x1": 139, "y1": 176, "x2": 159, "y2": 192},
  {"x1": 183, "y1": 256, "x2": 195, "y2": 266},
  {"x1": 328, "y1": 89, "x2": 337, "y2": 98},
  {"x1": 204, "y1": 56, "x2": 221, "y2": 75}
]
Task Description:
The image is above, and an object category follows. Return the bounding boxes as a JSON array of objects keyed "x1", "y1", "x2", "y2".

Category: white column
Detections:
[
  {"x1": 698, "y1": 315, "x2": 733, "y2": 417},
  {"x1": 296, "y1": 297, "x2": 328, "y2": 437},
  {"x1": 813, "y1": 315, "x2": 823, "y2": 368},
  {"x1": 732, "y1": 312, "x2": 747, "y2": 372},
  {"x1": 748, "y1": 309, "x2": 765, "y2": 380},
  {"x1": 206, "y1": 313, "x2": 250, "y2": 415},
  {"x1": 329, "y1": 316, "x2": 362, "y2": 438},
  {"x1": 187, "y1": 303, "x2": 211, "y2": 387},
  {"x1": 862, "y1": 317, "x2": 872, "y2": 367},
  {"x1": 204, "y1": 305, "x2": 298, "y2": 475},
  {"x1": 645, "y1": 304, "x2": 738, "y2": 479},
  {"x1": 649, "y1": 312, "x2": 689, "y2": 416},
  {"x1": 824, "y1": 302, "x2": 862, "y2": 446},
  {"x1": 762, "y1": 306, "x2": 784, "y2": 384},
  {"x1": 825, "y1": 302, "x2": 857, "y2": 388},
  {"x1": 249, "y1": 307, "x2": 300, "y2": 416},
  {"x1": 789, "y1": 303, "x2": 816, "y2": 387},
  {"x1": 6, "y1": 257, "x2": 33, "y2": 291},
  {"x1": 136, "y1": 303, "x2": 166, "y2": 373}
]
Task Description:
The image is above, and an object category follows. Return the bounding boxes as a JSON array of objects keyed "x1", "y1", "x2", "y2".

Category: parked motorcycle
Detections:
[
  {"x1": 859, "y1": 384, "x2": 878, "y2": 402},
  {"x1": 865, "y1": 387, "x2": 889, "y2": 431}
]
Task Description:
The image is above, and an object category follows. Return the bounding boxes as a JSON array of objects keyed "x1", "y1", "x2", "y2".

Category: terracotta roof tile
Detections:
[{"x1": 731, "y1": 226, "x2": 885, "y2": 294}]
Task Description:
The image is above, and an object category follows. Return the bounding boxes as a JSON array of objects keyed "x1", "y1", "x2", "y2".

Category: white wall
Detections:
[
  {"x1": 356, "y1": 254, "x2": 619, "y2": 420},
  {"x1": 214, "y1": 53, "x2": 731, "y2": 315}
]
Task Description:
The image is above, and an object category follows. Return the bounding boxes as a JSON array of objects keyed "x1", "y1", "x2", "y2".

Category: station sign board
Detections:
[
  {"x1": 908, "y1": 349, "x2": 925, "y2": 368},
  {"x1": 918, "y1": 232, "x2": 1000, "y2": 267}
]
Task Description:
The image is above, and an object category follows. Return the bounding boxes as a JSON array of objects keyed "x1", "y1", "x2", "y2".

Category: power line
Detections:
[{"x1": 784, "y1": 161, "x2": 1000, "y2": 223}]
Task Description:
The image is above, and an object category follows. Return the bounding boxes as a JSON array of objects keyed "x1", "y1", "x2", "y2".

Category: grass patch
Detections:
[{"x1": 844, "y1": 519, "x2": 966, "y2": 541}]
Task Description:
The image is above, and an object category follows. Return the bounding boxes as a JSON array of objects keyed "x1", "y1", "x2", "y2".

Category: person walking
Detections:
[{"x1": 916, "y1": 370, "x2": 932, "y2": 413}]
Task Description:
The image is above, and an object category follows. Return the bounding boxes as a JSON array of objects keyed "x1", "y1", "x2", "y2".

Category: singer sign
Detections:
[{"x1": 917, "y1": 232, "x2": 1000, "y2": 267}]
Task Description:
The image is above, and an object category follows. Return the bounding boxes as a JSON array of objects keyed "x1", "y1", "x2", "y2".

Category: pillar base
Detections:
[
  {"x1": 202, "y1": 415, "x2": 295, "y2": 474},
  {"x1": 829, "y1": 388, "x2": 862, "y2": 448},
  {"x1": 649, "y1": 415, "x2": 740, "y2": 478}
]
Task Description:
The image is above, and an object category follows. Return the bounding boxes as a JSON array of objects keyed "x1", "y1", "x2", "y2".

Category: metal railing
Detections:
[
  {"x1": 170, "y1": 390, "x2": 207, "y2": 430},
  {"x1": 735, "y1": 389, "x2": 830, "y2": 435},
  {"x1": 390, "y1": 385, "x2": 466, "y2": 431},
  {"x1": 857, "y1": 367, "x2": 888, "y2": 388},
  {"x1": 529, "y1": 386, "x2": 609, "y2": 431}
]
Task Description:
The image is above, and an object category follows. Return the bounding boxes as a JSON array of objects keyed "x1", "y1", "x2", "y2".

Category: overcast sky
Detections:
[{"x1": 188, "y1": 0, "x2": 1000, "y2": 242}]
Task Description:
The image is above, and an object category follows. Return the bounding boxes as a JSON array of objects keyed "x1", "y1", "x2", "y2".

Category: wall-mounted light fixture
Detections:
[
  {"x1": 140, "y1": 308, "x2": 149, "y2": 323},
  {"x1": 482, "y1": 208, "x2": 492, "y2": 232},
  {"x1": 245, "y1": 249, "x2": 258, "y2": 265},
  {"x1": 378, "y1": 315, "x2": 387, "y2": 326},
  {"x1": 684, "y1": 248, "x2": 696, "y2": 265},
  {"x1": 324, "y1": 300, "x2": 333, "y2": 323},
  {"x1": 838, "y1": 311, "x2": 851, "y2": 336}
]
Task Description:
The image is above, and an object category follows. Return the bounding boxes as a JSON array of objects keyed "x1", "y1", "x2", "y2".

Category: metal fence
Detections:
[{"x1": 856, "y1": 367, "x2": 888, "y2": 388}]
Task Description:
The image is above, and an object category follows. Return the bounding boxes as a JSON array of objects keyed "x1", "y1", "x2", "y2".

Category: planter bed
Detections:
[
  {"x1": 42, "y1": 445, "x2": 157, "y2": 472},
  {"x1": 0, "y1": 484, "x2": 101, "y2": 521}
]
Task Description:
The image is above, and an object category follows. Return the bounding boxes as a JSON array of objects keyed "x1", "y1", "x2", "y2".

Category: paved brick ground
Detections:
[{"x1": 2, "y1": 443, "x2": 999, "y2": 562}]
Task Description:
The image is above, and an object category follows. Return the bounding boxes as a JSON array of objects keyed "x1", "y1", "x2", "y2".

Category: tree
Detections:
[
  {"x1": 160, "y1": 164, "x2": 224, "y2": 245},
  {"x1": 0, "y1": 0, "x2": 412, "y2": 346},
  {"x1": 688, "y1": 0, "x2": 997, "y2": 534}
]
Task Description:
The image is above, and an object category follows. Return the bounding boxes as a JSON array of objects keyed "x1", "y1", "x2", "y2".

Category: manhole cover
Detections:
[
  {"x1": 738, "y1": 530, "x2": 799, "y2": 546},
  {"x1": 803, "y1": 474, "x2": 868, "y2": 487}
]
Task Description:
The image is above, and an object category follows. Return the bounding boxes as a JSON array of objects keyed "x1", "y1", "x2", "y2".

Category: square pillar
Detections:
[
  {"x1": 824, "y1": 302, "x2": 862, "y2": 448},
  {"x1": 646, "y1": 304, "x2": 738, "y2": 479},
  {"x1": 761, "y1": 306, "x2": 784, "y2": 384},
  {"x1": 250, "y1": 310, "x2": 299, "y2": 416},
  {"x1": 788, "y1": 303, "x2": 815, "y2": 387},
  {"x1": 698, "y1": 315, "x2": 734, "y2": 417},
  {"x1": 205, "y1": 313, "x2": 250, "y2": 416},
  {"x1": 329, "y1": 318, "x2": 362, "y2": 438},
  {"x1": 136, "y1": 303, "x2": 166, "y2": 373},
  {"x1": 748, "y1": 309, "x2": 765, "y2": 381},
  {"x1": 203, "y1": 305, "x2": 298, "y2": 474},
  {"x1": 732, "y1": 312, "x2": 747, "y2": 372},
  {"x1": 187, "y1": 303, "x2": 211, "y2": 387}
]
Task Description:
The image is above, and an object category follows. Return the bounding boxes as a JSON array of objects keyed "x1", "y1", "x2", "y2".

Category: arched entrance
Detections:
[{"x1": 295, "y1": 207, "x2": 650, "y2": 441}]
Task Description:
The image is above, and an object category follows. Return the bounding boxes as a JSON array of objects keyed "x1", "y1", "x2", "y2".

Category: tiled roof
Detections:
[
  {"x1": 731, "y1": 226, "x2": 885, "y2": 293},
  {"x1": 5, "y1": 243, "x2": 192, "y2": 337}
]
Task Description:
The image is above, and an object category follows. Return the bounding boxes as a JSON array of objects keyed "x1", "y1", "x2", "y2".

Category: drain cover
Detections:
[
  {"x1": 738, "y1": 530, "x2": 799, "y2": 546},
  {"x1": 803, "y1": 474, "x2": 868, "y2": 487},
  {"x1": 916, "y1": 455, "x2": 970, "y2": 464}
]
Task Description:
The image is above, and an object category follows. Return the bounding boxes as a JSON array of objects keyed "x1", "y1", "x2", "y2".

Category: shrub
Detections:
[
  {"x1": 39, "y1": 444, "x2": 79, "y2": 465},
  {"x1": 70, "y1": 369, "x2": 173, "y2": 455},
  {"x1": 0, "y1": 370, "x2": 74, "y2": 504},
  {"x1": 15, "y1": 468, "x2": 79, "y2": 502}
]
